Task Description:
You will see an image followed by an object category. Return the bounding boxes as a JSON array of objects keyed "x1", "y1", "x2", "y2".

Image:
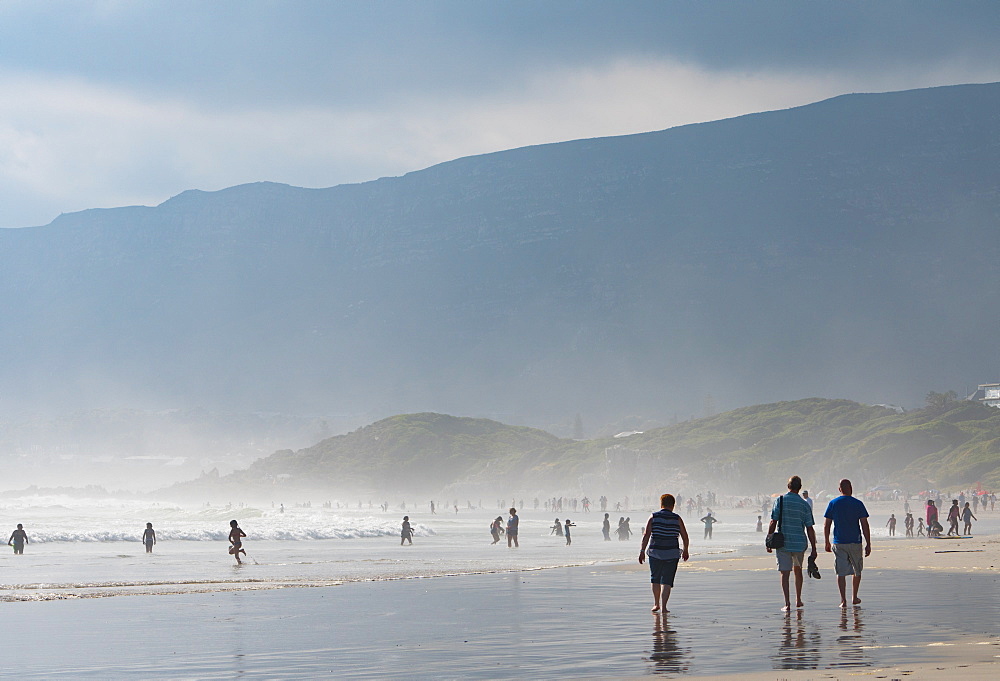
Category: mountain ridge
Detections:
[{"x1": 1, "y1": 81, "x2": 998, "y2": 433}]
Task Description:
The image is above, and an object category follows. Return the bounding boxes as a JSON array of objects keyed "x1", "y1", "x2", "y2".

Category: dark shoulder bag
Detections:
[{"x1": 765, "y1": 495, "x2": 785, "y2": 549}]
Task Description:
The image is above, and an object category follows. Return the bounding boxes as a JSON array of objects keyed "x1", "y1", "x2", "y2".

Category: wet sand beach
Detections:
[{"x1": 6, "y1": 530, "x2": 1000, "y2": 679}]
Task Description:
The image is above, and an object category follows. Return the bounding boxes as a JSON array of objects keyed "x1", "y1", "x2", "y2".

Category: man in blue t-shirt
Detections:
[{"x1": 823, "y1": 479, "x2": 871, "y2": 608}]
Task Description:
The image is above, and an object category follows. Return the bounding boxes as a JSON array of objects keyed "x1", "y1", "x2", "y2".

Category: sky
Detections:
[{"x1": 1, "y1": 1, "x2": 999, "y2": 229}]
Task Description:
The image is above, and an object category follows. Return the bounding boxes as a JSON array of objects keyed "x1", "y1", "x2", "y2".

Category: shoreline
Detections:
[{"x1": 5, "y1": 530, "x2": 1000, "y2": 678}]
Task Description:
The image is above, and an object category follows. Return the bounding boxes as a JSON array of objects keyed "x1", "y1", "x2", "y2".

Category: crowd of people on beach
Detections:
[{"x1": 6, "y1": 482, "x2": 991, "y2": 594}]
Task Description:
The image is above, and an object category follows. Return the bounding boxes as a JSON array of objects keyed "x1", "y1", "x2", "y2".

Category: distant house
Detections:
[{"x1": 972, "y1": 383, "x2": 1000, "y2": 408}]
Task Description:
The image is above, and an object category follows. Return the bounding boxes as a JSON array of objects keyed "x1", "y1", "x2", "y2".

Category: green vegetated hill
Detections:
[
  {"x1": 167, "y1": 399, "x2": 1000, "y2": 499},
  {"x1": 209, "y1": 412, "x2": 600, "y2": 496},
  {"x1": 621, "y1": 398, "x2": 1000, "y2": 492}
]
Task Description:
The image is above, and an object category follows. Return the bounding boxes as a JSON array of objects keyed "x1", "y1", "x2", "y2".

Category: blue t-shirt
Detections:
[
  {"x1": 771, "y1": 492, "x2": 814, "y2": 553},
  {"x1": 823, "y1": 495, "x2": 869, "y2": 544}
]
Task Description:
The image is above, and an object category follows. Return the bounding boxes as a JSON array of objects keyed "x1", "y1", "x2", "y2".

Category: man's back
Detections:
[
  {"x1": 824, "y1": 495, "x2": 868, "y2": 544},
  {"x1": 772, "y1": 492, "x2": 813, "y2": 551}
]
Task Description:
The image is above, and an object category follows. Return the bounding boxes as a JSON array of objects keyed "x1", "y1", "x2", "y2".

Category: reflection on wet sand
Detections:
[
  {"x1": 768, "y1": 607, "x2": 874, "y2": 671},
  {"x1": 772, "y1": 609, "x2": 821, "y2": 670},
  {"x1": 647, "y1": 613, "x2": 690, "y2": 675},
  {"x1": 831, "y1": 606, "x2": 872, "y2": 669}
]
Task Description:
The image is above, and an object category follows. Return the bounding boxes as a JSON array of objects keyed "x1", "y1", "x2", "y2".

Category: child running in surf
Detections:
[{"x1": 229, "y1": 519, "x2": 246, "y2": 564}]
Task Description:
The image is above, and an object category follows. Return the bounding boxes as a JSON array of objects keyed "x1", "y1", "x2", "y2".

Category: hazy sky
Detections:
[{"x1": 1, "y1": 1, "x2": 999, "y2": 228}]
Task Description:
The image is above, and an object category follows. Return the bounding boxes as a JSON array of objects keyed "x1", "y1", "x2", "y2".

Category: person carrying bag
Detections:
[
  {"x1": 765, "y1": 476, "x2": 818, "y2": 611},
  {"x1": 766, "y1": 495, "x2": 784, "y2": 549}
]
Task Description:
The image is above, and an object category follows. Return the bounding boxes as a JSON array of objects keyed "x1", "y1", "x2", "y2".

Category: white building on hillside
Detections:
[{"x1": 973, "y1": 383, "x2": 1000, "y2": 408}]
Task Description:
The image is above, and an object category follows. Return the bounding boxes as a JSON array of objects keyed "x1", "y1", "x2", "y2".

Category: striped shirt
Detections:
[
  {"x1": 771, "y1": 492, "x2": 814, "y2": 553},
  {"x1": 647, "y1": 508, "x2": 682, "y2": 560}
]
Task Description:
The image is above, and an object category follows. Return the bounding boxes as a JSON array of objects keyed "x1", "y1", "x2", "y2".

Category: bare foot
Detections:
[
  {"x1": 651, "y1": 606, "x2": 660, "y2": 612},
  {"x1": 839, "y1": 601, "x2": 847, "y2": 608},
  {"x1": 781, "y1": 605, "x2": 791, "y2": 612},
  {"x1": 796, "y1": 601, "x2": 804, "y2": 609},
  {"x1": 853, "y1": 597, "x2": 862, "y2": 605}
]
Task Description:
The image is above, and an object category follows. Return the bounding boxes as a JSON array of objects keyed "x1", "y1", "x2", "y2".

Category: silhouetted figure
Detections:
[
  {"x1": 490, "y1": 516, "x2": 504, "y2": 544},
  {"x1": 946, "y1": 500, "x2": 961, "y2": 536},
  {"x1": 925, "y1": 500, "x2": 939, "y2": 537},
  {"x1": 8, "y1": 524, "x2": 28, "y2": 554},
  {"x1": 507, "y1": 508, "x2": 519, "y2": 548},
  {"x1": 699, "y1": 511, "x2": 717, "y2": 539},
  {"x1": 401, "y1": 516, "x2": 413, "y2": 545},
  {"x1": 142, "y1": 523, "x2": 156, "y2": 553},
  {"x1": 962, "y1": 502, "x2": 977, "y2": 535},
  {"x1": 229, "y1": 520, "x2": 246, "y2": 564},
  {"x1": 564, "y1": 519, "x2": 576, "y2": 545}
]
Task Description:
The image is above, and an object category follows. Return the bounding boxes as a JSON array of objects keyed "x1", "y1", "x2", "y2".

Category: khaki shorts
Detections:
[
  {"x1": 776, "y1": 549, "x2": 805, "y2": 572},
  {"x1": 833, "y1": 543, "x2": 864, "y2": 576}
]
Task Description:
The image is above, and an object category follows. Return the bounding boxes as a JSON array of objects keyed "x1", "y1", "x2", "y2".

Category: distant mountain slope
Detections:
[
  {"x1": 1, "y1": 82, "x2": 999, "y2": 428},
  {"x1": 166, "y1": 398, "x2": 1000, "y2": 499}
]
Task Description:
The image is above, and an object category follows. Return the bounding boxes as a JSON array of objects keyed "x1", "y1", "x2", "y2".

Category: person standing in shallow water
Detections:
[
  {"x1": 142, "y1": 523, "x2": 156, "y2": 553},
  {"x1": 490, "y1": 516, "x2": 504, "y2": 544},
  {"x1": 699, "y1": 511, "x2": 717, "y2": 539},
  {"x1": 602, "y1": 513, "x2": 611, "y2": 541},
  {"x1": 639, "y1": 493, "x2": 690, "y2": 613},
  {"x1": 506, "y1": 508, "x2": 519, "y2": 548},
  {"x1": 8, "y1": 524, "x2": 28, "y2": 554},
  {"x1": 400, "y1": 516, "x2": 413, "y2": 545},
  {"x1": 564, "y1": 519, "x2": 576, "y2": 545}
]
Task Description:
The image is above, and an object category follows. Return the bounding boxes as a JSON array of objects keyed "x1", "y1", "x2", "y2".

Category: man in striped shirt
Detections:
[
  {"x1": 766, "y1": 475, "x2": 818, "y2": 612},
  {"x1": 639, "y1": 494, "x2": 690, "y2": 613}
]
